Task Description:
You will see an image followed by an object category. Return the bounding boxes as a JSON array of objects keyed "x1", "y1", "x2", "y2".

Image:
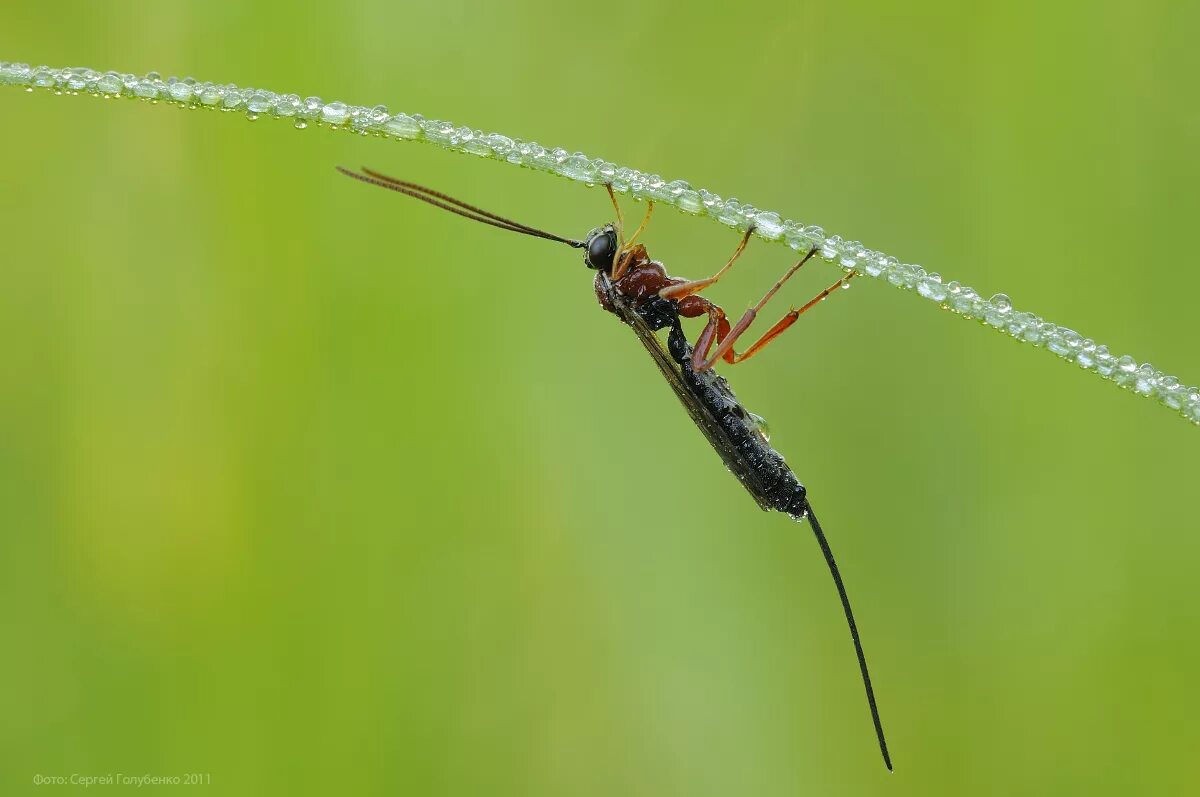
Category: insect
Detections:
[{"x1": 336, "y1": 166, "x2": 892, "y2": 771}]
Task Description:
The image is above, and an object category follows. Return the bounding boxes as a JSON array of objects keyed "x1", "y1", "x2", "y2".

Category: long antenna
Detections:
[
  {"x1": 336, "y1": 166, "x2": 585, "y2": 249},
  {"x1": 804, "y1": 504, "x2": 893, "y2": 771}
]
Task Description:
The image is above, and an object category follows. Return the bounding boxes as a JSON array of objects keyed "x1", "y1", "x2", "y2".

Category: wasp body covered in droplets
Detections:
[{"x1": 335, "y1": 166, "x2": 890, "y2": 772}]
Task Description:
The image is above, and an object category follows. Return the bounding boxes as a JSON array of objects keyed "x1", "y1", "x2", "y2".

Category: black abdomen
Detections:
[{"x1": 634, "y1": 296, "x2": 809, "y2": 519}]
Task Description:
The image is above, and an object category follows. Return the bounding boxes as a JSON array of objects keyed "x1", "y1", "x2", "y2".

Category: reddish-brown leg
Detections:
[
  {"x1": 658, "y1": 226, "x2": 755, "y2": 302},
  {"x1": 688, "y1": 302, "x2": 731, "y2": 363},
  {"x1": 692, "y1": 248, "x2": 855, "y2": 371},
  {"x1": 691, "y1": 247, "x2": 817, "y2": 370},
  {"x1": 727, "y1": 271, "x2": 858, "y2": 364}
]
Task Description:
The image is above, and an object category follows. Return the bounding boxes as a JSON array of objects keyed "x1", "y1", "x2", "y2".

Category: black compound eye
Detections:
[{"x1": 584, "y1": 228, "x2": 617, "y2": 270}]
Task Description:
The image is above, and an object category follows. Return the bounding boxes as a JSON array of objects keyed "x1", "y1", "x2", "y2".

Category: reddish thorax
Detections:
[{"x1": 593, "y1": 243, "x2": 713, "y2": 320}]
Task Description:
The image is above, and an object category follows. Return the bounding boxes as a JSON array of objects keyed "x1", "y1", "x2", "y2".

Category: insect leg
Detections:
[
  {"x1": 613, "y1": 200, "x2": 656, "y2": 280},
  {"x1": 623, "y1": 200, "x2": 654, "y2": 251},
  {"x1": 658, "y1": 226, "x2": 755, "y2": 301},
  {"x1": 686, "y1": 300, "x2": 732, "y2": 368},
  {"x1": 691, "y1": 247, "x2": 827, "y2": 371},
  {"x1": 725, "y1": 270, "x2": 859, "y2": 365},
  {"x1": 605, "y1": 183, "x2": 626, "y2": 243}
]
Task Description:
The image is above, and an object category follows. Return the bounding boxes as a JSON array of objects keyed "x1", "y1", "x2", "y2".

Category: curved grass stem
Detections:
[{"x1": 1, "y1": 59, "x2": 1195, "y2": 427}]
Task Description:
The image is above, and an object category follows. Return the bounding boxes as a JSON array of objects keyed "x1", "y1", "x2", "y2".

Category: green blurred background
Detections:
[{"x1": 1, "y1": 2, "x2": 1197, "y2": 795}]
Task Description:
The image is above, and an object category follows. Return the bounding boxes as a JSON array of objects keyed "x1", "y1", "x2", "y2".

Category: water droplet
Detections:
[
  {"x1": 168, "y1": 82, "x2": 194, "y2": 102},
  {"x1": 715, "y1": 199, "x2": 744, "y2": 227},
  {"x1": 820, "y1": 235, "x2": 844, "y2": 262},
  {"x1": 1019, "y1": 314, "x2": 1046, "y2": 343},
  {"x1": 1184, "y1": 393, "x2": 1200, "y2": 423},
  {"x1": 245, "y1": 91, "x2": 270, "y2": 114},
  {"x1": 839, "y1": 241, "x2": 865, "y2": 270},
  {"x1": 865, "y1": 254, "x2": 896, "y2": 279},
  {"x1": 422, "y1": 118, "x2": 454, "y2": 143},
  {"x1": 558, "y1": 154, "x2": 597, "y2": 182},
  {"x1": 1113, "y1": 355, "x2": 1138, "y2": 387},
  {"x1": 382, "y1": 113, "x2": 421, "y2": 140},
  {"x1": 462, "y1": 133, "x2": 492, "y2": 155},
  {"x1": 321, "y1": 101, "x2": 349, "y2": 126},
  {"x1": 272, "y1": 93, "x2": 302, "y2": 117},
  {"x1": 1133, "y1": 364, "x2": 1158, "y2": 396},
  {"x1": 677, "y1": 189, "x2": 702, "y2": 214},
  {"x1": 748, "y1": 412, "x2": 771, "y2": 443},
  {"x1": 886, "y1": 263, "x2": 919, "y2": 290},
  {"x1": 32, "y1": 67, "x2": 56, "y2": 88},
  {"x1": 984, "y1": 294, "x2": 1013, "y2": 328},
  {"x1": 1156, "y1": 376, "x2": 1185, "y2": 409},
  {"x1": 299, "y1": 96, "x2": 323, "y2": 119},
  {"x1": 1046, "y1": 327, "x2": 1081, "y2": 358},
  {"x1": 917, "y1": 272, "x2": 947, "y2": 302},
  {"x1": 1094, "y1": 345, "x2": 1116, "y2": 377},
  {"x1": 96, "y1": 74, "x2": 122, "y2": 94},
  {"x1": 134, "y1": 79, "x2": 159, "y2": 100},
  {"x1": 754, "y1": 211, "x2": 785, "y2": 240},
  {"x1": 220, "y1": 88, "x2": 244, "y2": 109}
]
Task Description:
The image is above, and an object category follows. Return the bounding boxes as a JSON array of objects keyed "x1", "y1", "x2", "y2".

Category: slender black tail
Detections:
[{"x1": 804, "y1": 503, "x2": 893, "y2": 771}]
